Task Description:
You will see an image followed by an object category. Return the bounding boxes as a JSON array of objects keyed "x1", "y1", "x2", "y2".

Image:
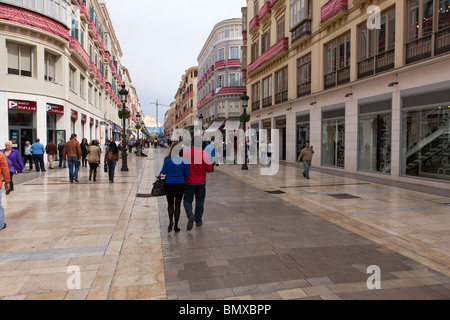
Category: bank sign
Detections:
[
  {"x1": 8, "y1": 100, "x2": 37, "y2": 112},
  {"x1": 47, "y1": 103, "x2": 64, "y2": 115}
]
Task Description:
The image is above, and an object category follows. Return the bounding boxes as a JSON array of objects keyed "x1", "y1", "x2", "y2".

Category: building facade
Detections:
[
  {"x1": 197, "y1": 18, "x2": 246, "y2": 134},
  {"x1": 174, "y1": 66, "x2": 198, "y2": 132},
  {"x1": 0, "y1": 0, "x2": 143, "y2": 156},
  {"x1": 164, "y1": 102, "x2": 176, "y2": 139},
  {"x1": 243, "y1": 0, "x2": 450, "y2": 188}
]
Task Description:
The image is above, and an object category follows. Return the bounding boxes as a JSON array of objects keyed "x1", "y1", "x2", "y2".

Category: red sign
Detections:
[
  {"x1": 81, "y1": 114, "x2": 87, "y2": 124},
  {"x1": 90, "y1": 117, "x2": 94, "y2": 125},
  {"x1": 47, "y1": 103, "x2": 64, "y2": 115},
  {"x1": 71, "y1": 109, "x2": 78, "y2": 120},
  {"x1": 276, "y1": 120, "x2": 286, "y2": 126},
  {"x1": 263, "y1": 122, "x2": 271, "y2": 128},
  {"x1": 8, "y1": 100, "x2": 37, "y2": 112}
]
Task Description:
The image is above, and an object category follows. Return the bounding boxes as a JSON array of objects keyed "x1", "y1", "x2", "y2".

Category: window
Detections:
[
  {"x1": 218, "y1": 75, "x2": 224, "y2": 88},
  {"x1": 88, "y1": 83, "x2": 93, "y2": 104},
  {"x1": 229, "y1": 73, "x2": 240, "y2": 87},
  {"x1": 252, "y1": 82, "x2": 261, "y2": 111},
  {"x1": 230, "y1": 46, "x2": 240, "y2": 59},
  {"x1": 358, "y1": 8, "x2": 396, "y2": 78},
  {"x1": 277, "y1": 16, "x2": 285, "y2": 41},
  {"x1": 80, "y1": 75, "x2": 85, "y2": 98},
  {"x1": 218, "y1": 48, "x2": 225, "y2": 61},
  {"x1": 254, "y1": 0, "x2": 259, "y2": 17},
  {"x1": 324, "y1": 33, "x2": 351, "y2": 89},
  {"x1": 251, "y1": 39, "x2": 260, "y2": 62},
  {"x1": 69, "y1": 66, "x2": 76, "y2": 91},
  {"x1": 322, "y1": 109, "x2": 346, "y2": 168},
  {"x1": 275, "y1": 67, "x2": 288, "y2": 104},
  {"x1": 7, "y1": 42, "x2": 33, "y2": 77},
  {"x1": 262, "y1": 76, "x2": 272, "y2": 108},
  {"x1": 297, "y1": 53, "x2": 311, "y2": 97},
  {"x1": 290, "y1": 0, "x2": 311, "y2": 28},
  {"x1": 261, "y1": 29, "x2": 271, "y2": 54},
  {"x1": 44, "y1": 52, "x2": 56, "y2": 82}
]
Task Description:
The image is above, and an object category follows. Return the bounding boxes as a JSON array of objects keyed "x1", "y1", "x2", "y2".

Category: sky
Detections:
[{"x1": 106, "y1": 0, "x2": 246, "y2": 125}]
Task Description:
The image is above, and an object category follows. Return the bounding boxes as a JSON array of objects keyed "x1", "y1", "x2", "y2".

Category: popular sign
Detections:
[
  {"x1": 8, "y1": 100, "x2": 37, "y2": 112},
  {"x1": 47, "y1": 103, "x2": 64, "y2": 115}
]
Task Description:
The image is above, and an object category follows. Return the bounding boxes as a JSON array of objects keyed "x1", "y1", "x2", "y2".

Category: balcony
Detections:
[
  {"x1": 215, "y1": 60, "x2": 226, "y2": 69},
  {"x1": 252, "y1": 101, "x2": 260, "y2": 112},
  {"x1": 227, "y1": 59, "x2": 241, "y2": 67},
  {"x1": 262, "y1": 96, "x2": 272, "y2": 108},
  {"x1": 358, "y1": 49, "x2": 395, "y2": 79},
  {"x1": 275, "y1": 90, "x2": 288, "y2": 104},
  {"x1": 407, "y1": 26, "x2": 450, "y2": 64},
  {"x1": 324, "y1": 66, "x2": 350, "y2": 89},
  {"x1": 291, "y1": 20, "x2": 311, "y2": 45},
  {"x1": 297, "y1": 81, "x2": 311, "y2": 98},
  {"x1": 88, "y1": 21, "x2": 96, "y2": 37},
  {"x1": 247, "y1": 37, "x2": 289, "y2": 75},
  {"x1": 69, "y1": 36, "x2": 90, "y2": 68},
  {"x1": 321, "y1": 0, "x2": 348, "y2": 26},
  {"x1": 249, "y1": 15, "x2": 260, "y2": 33},
  {"x1": 78, "y1": 0, "x2": 89, "y2": 22},
  {"x1": 259, "y1": 1, "x2": 272, "y2": 22}
]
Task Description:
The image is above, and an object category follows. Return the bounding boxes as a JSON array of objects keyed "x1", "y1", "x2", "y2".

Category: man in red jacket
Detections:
[{"x1": 184, "y1": 137, "x2": 213, "y2": 231}]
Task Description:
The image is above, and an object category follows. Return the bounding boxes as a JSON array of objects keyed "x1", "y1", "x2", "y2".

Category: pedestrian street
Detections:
[{"x1": 0, "y1": 148, "x2": 449, "y2": 300}]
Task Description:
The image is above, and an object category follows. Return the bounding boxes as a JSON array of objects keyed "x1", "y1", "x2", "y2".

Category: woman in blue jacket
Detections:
[
  {"x1": 1, "y1": 141, "x2": 25, "y2": 195},
  {"x1": 161, "y1": 142, "x2": 190, "y2": 233}
]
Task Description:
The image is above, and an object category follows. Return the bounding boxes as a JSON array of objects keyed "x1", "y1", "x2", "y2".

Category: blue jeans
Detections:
[
  {"x1": 183, "y1": 184, "x2": 206, "y2": 224},
  {"x1": 59, "y1": 155, "x2": 66, "y2": 168},
  {"x1": 68, "y1": 157, "x2": 80, "y2": 182},
  {"x1": 303, "y1": 161, "x2": 312, "y2": 179},
  {"x1": 0, "y1": 188, "x2": 4, "y2": 229},
  {"x1": 108, "y1": 160, "x2": 117, "y2": 181}
]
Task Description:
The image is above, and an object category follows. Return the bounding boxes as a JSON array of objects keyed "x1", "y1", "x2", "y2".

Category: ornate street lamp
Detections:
[
  {"x1": 119, "y1": 84, "x2": 129, "y2": 172},
  {"x1": 240, "y1": 92, "x2": 250, "y2": 171}
]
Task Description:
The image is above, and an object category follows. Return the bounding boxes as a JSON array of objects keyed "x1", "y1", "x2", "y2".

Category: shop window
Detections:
[{"x1": 322, "y1": 109, "x2": 345, "y2": 168}]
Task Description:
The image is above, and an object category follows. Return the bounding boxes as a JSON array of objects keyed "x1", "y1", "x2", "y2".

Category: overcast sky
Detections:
[{"x1": 106, "y1": 0, "x2": 246, "y2": 125}]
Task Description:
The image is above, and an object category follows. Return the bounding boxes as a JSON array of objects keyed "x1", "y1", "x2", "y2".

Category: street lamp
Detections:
[
  {"x1": 119, "y1": 84, "x2": 129, "y2": 172},
  {"x1": 240, "y1": 92, "x2": 250, "y2": 171},
  {"x1": 136, "y1": 112, "x2": 141, "y2": 141}
]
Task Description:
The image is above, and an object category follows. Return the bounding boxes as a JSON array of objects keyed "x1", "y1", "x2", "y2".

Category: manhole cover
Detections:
[
  {"x1": 136, "y1": 194, "x2": 154, "y2": 198},
  {"x1": 265, "y1": 190, "x2": 286, "y2": 195},
  {"x1": 327, "y1": 193, "x2": 360, "y2": 199}
]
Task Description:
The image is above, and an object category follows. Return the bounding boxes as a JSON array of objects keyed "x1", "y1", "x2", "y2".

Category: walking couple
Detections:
[{"x1": 161, "y1": 139, "x2": 213, "y2": 233}]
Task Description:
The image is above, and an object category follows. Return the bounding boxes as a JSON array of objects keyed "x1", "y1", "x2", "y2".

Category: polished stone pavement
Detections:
[{"x1": 0, "y1": 148, "x2": 449, "y2": 300}]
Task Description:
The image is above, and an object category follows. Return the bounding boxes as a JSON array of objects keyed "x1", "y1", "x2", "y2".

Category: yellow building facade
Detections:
[{"x1": 243, "y1": 0, "x2": 450, "y2": 188}]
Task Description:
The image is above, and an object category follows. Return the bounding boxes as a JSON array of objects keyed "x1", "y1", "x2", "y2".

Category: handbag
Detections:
[
  {"x1": 151, "y1": 172, "x2": 166, "y2": 197},
  {"x1": 104, "y1": 163, "x2": 108, "y2": 173}
]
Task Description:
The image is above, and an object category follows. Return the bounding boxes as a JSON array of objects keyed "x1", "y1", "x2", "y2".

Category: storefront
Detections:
[
  {"x1": 321, "y1": 107, "x2": 345, "y2": 168},
  {"x1": 358, "y1": 99, "x2": 392, "y2": 174},
  {"x1": 296, "y1": 113, "x2": 310, "y2": 159},
  {"x1": 47, "y1": 103, "x2": 65, "y2": 144},
  {"x1": 275, "y1": 117, "x2": 287, "y2": 161},
  {"x1": 401, "y1": 89, "x2": 450, "y2": 182},
  {"x1": 8, "y1": 99, "x2": 36, "y2": 155}
]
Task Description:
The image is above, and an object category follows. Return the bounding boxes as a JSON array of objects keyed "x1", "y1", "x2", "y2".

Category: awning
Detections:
[
  {"x1": 224, "y1": 120, "x2": 241, "y2": 131},
  {"x1": 205, "y1": 121, "x2": 224, "y2": 133}
]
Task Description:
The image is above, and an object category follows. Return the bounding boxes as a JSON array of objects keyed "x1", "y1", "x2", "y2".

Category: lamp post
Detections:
[
  {"x1": 119, "y1": 84, "x2": 129, "y2": 172},
  {"x1": 241, "y1": 92, "x2": 250, "y2": 171},
  {"x1": 136, "y1": 112, "x2": 141, "y2": 141}
]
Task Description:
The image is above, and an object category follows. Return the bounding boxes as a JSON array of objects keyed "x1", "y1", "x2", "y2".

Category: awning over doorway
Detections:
[
  {"x1": 205, "y1": 121, "x2": 224, "y2": 133},
  {"x1": 224, "y1": 120, "x2": 241, "y2": 131}
]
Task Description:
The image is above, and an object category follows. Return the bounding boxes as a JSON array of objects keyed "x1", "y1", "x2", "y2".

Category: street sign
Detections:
[{"x1": 100, "y1": 121, "x2": 107, "y2": 125}]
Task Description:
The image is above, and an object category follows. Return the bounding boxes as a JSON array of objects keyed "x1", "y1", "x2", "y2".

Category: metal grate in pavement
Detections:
[
  {"x1": 265, "y1": 190, "x2": 286, "y2": 195},
  {"x1": 327, "y1": 193, "x2": 360, "y2": 199},
  {"x1": 136, "y1": 194, "x2": 154, "y2": 198}
]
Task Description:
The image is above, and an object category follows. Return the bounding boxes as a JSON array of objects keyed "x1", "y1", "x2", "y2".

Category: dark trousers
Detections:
[
  {"x1": 33, "y1": 154, "x2": 45, "y2": 172},
  {"x1": 23, "y1": 155, "x2": 33, "y2": 170},
  {"x1": 165, "y1": 183, "x2": 185, "y2": 228},
  {"x1": 9, "y1": 172, "x2": 14, "y2": 191},
  {"x1": 183, "y1": 184, "x2": 206, "y2": 225},
  {"x1": 59, "y1": 155, "x2": 66, "y2": 168}
]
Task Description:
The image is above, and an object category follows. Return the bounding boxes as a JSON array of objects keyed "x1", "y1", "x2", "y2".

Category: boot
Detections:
[
  {"x1": 89, "y1": 169, "x2": 93, "y2": 181},
  {"x1": 93, "y1": 170, "x2": 97, "y2": 182}
]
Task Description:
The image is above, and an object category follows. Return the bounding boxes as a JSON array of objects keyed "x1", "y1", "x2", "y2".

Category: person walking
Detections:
[
  {"x1": 183, "y1": 137, "x2": 213, "y2": 231},
  {"x1": 58, "y1": 139, "x2": 66, "y2": 168},
  {"x1": 161, "y1": 142, "x2": 190, "y2": 233},
  {"x1": 297, "y1": 142, "x2": 315, "y2": 180},
  {"x1": 104, "y1": 140, "x2": 120, "y2": 183},
  {"x1": 63, "y1": 134, "x2": 82, "y2": 183},
  {"x1": 204, "y1": 140, "x2": 216, "y2": 172},
  {"x1": 80, "y1": 138, "x2": 89, "y2": 167},
  {"x1": 45, "y1": 140, "x2": 58, "y2": 170},
  {"x1": 31, "y1": 138, "x2": 46, "y2": 172},
  {"x1": 0, "y1": 152, "x2": 11, "y2": 231},
  {"x1": 86, "y1": 140, "x2": 102, "y2": 182},
  {"x1": 23, "y1": 141, "x2": 33, "y2": 171},
  {"x1": 1, "y1": 141, "x2": 25, "y2": 196}
]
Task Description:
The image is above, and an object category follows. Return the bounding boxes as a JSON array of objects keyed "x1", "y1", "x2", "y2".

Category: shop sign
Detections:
[
  {"x1": 8, "y1": 100, "x2": 37, "y2": 112},
  {"x1": 47, "y1": 103, "x2": 64, "y2": 115},
  {"x1": 276, "y1": 119, "x2": 286, "y2": 127},
  {"x1": 71, "y1": 110, "x2": 78, "y2": 120},
  {"x1": 263, "y1": 122, "x2": 271, "y2": 128},
  {"x1": 81, "y1": 114, "x2": 87, "y2": 124}
]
